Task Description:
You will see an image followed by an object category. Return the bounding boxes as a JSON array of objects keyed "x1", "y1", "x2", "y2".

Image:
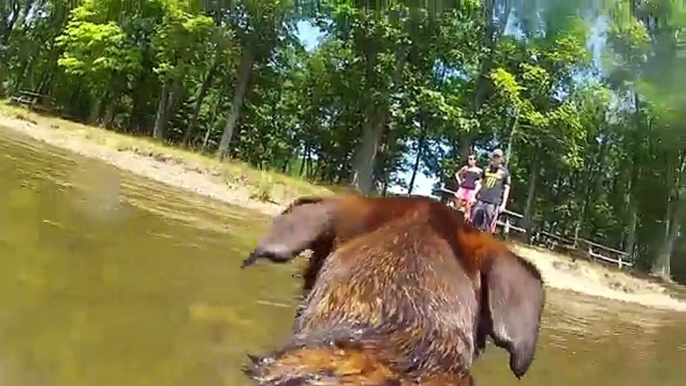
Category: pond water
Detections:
[{"x1": 1, "y1": 127, "x2": 685, "y2": 385}]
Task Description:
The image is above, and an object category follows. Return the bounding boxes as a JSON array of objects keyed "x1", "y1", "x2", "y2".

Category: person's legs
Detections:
[
  {"x1": 450, "y1": 194, "x2": 460, "y2": 209},
  {"x1": 457, "y1": 188, "x2": 474, "y2": 215},
  {"x1": 472, "y1": 202, "x2": 497, "y2": 232},
  {"x1": 482, "y1": 203, "x2": 498, "y2": 233},
  {"x1": 470, "y1": 200, "x2": 486, "y2": 229},
  {"x1": 489, "y1": 205, "x2": 501, "y2": 232},
  {"x1": 462, "y1": 189, "x2": 477, "y2": 221}
]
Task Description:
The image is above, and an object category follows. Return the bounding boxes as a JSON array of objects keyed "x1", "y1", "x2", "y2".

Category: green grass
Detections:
[{"x1": 0, "y1": 100, "x2": 338, "y2": 206}]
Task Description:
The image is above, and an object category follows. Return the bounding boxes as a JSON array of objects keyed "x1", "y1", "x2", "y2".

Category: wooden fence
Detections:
[
  {"x1": 435, "y1": 186, "x2": 634, "y2": 269},
  {"x1": 532, "y1": 231, "x2": 634, "y2": 268},
  {"x1": 578, "y1": 238, "x2": 634, "y2": 268},
  {"x1": 9, "y1": 90, "x2": 57, "y2": 113},
  {"x1": 495, "y1": 209, "x2": 526, "y2": 237}
]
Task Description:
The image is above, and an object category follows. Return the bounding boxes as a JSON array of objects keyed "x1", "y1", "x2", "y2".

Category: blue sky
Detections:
[{"x1": 293, "y1": 14, "x2": 609, "y2": 197}]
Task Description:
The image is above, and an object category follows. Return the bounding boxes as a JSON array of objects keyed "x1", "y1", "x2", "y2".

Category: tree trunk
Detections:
[
  {"x1": 459, "y1": 139, "x2": 471, "y2": 163},
  {"x1": 13, "y1": 55, "x2": 36, "y2": 95},
  {"x1": 351, "y1": 41, "x2": 382, "y2": 195},
  {"x1": 624, "y1": 204, "x2": 638, "y2": 254},
  {"x1": 0, "y1": 4, "x2": 19, "y2": 96},
  {"x1": 408, "y1": 125, "x2": 426, "y2": 195},
  {"x1": 201, "y1": 125, "x2": 213, "y2": 151},
  {"x1": 575, "y1": 136, "x2": 609, "y2": 243},
  {"x1": 88, "y1": 93, "x2": 102, "y2": 124},
  {"x1": 624, "y1": 164, "x2": 640, "y2": 255},
  {"x1": 127, "y1": 72, "x2": 149, "y2": 133},
  {"x1": 0, "y1": 2, "x2": 20, "y2": 45},
  {"x1": 184, "y1": 57, "x2": 220, "y2": 145},
  {"x1": 153, "y1": 80, "x2": 171, "y2": 140},
  {"x1": 305, "y1": 151, "x2": 313, "y2": 179},
  {"x1": 505, "y1": 109, "x2": 519, "y2": 167},
  {"x1": 651, "y1": 199, "x2": 683, "y2": 278},
  {"x1": 461, "y1": 0, "x2": 499, "y2": 159},
  {"x1": 37, "y1": 45, "x2": 61, "y2": 96},
  {"x1": 102, "y1": 81, "x2": 121, "y2": 129},
  {"x1": 351, "y1": 44, "x2": 408, "y2": 195},
  {"x1": 381, "y1": 175, "x2": 389, "y2": 197},
  {"x1": 299, "y1": 145, "x2": 309, "y2": 176},
  {"x1": 217, "y1": 43, "x2": 255, "y2": 160},
  {"x1": 352, "y1": 119, "x2": 384, "y2": 195},
  {"x1": 167, "y1": 76, "x2": 184, "y2": 120},
  {"x1": 652, "y1": 154, "x2": 686, "y2": 277},
  {"x1": 0, "y1": 62, "x2": 6, "y2": 97},
  {"x1": 523, "y1": 161, "x2": 538, "y2": 234},
  {"x1": 153, "y1": 75, "x2": 183, "y2": 141},
  {"x1": 623, "y1": 92, "x2": 645, "y2": 253},
  {"x1": 102, "y1": 96, "x2": 117, "y2": 129},
  {"x1": 201, "y1": 86, "x2": 226, "y2": 151},
  {"x1": 351, "y1": 41, "x2": 381, "y2": 195},
  {"x1": 574, "y1": 168, "x2": 595, "y2": 246}
]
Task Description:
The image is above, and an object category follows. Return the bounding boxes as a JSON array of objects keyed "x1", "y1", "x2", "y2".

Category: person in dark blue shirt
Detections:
[{"x1": 470, "y1": 149, "x2": 511, "y2": 232}]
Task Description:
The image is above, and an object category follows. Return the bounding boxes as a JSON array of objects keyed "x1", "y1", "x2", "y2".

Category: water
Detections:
[{"x1": 1, "y1": 127, "x2": 685, "y2": 385}]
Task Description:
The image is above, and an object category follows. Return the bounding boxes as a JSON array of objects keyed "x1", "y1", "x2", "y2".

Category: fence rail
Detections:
[
  {"x1": 9, "y1": 90, "x2": 56, "y2": 113},
  {"x1": 434, "y1": 186, "x2": 633, "y2": 269},
  {"x1": 496, "y1": 209, "x2": 526, "y2": 236},
  {"x1": 578, "y1": 238, "x2": 634, "y2": 268}
]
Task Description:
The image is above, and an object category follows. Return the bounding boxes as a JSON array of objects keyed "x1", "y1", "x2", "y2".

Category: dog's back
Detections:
[
  {"x1": 246, "y1": 203, "x2": 479, "y2": 385},
  {"x1": 243, "y1": 195, "x2": 544, "y2": 385}
]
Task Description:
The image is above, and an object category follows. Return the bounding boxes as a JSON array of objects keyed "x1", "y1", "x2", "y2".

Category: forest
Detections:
[{"x1": 0, "y1": 0, "x2": 684, "y2": 280}]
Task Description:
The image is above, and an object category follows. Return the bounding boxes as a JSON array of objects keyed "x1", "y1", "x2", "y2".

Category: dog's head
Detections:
[
  {"x1": 241, "y1": 194, "x2": 423, "y2": 267},
  {"x1": 241, "y1": 196, "x2": 341, "y2": 267}
]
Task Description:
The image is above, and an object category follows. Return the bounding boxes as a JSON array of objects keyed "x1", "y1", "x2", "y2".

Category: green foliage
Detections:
[{"x1": 250, "y1": 172, "x2": 274, "y2": 202}]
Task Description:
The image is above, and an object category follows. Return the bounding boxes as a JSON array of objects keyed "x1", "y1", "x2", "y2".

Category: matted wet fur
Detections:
[
  {"x1": 243, "y1": 195, "x2": 439, "y2": 296},
  {"x1": 242, "y1": 195, "x2": 545, "y2": 385}
]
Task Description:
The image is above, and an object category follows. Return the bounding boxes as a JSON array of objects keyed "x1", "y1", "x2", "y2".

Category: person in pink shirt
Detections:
[{"x1": 454, "y1": 154, "x2": 482, "y2": 221}]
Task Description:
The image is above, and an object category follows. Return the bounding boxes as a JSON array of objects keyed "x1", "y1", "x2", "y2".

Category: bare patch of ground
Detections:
[
  {"x1": 0, "y1": 103, "x2": 336, "y2": 217},
  {"x1": 513, "y1": 244, "x2": 686, "y2": 311}
]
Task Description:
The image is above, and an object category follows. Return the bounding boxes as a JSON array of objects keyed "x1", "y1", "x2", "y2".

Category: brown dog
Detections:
[
  {"x1": 242, "y1": 195, "x2": 545, "y2": 385},
  {"x1": 242, "y1": 195, "x2": 438, "y2": 295}
]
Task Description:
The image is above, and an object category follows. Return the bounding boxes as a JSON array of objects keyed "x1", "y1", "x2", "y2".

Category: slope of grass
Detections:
[{"x1": 0, "y1": 100, "x2": 341, "y2": 206}]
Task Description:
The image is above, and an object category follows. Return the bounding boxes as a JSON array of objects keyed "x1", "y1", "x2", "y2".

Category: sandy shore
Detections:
[
  {"x1": 0, "y1": 109, "x2": 332, "y2": 216},
  {"x1": 2, "y1": 110, "x2": 685, "y2": 312},
  {"x1": 512, "y1": 245, "x2": 686, "y2": 311}
]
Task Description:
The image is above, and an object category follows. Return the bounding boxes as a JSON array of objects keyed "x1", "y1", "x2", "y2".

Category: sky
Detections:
[{"x1": 293, "y1": 12, "x2": 609, "y2": 197}]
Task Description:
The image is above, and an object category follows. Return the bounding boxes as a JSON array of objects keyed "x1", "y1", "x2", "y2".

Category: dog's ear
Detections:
[
  {"x1": 242, "y1": 199, "x2": 338, "y2": 267},
  {"x1": 480, "y1": 250, "x2": 545, "y2": 379},
  {"x1": 281, "y1": 196, "x2": 327, "y2": 214}
]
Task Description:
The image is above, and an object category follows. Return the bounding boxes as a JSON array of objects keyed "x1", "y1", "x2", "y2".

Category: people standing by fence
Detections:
[
  {"x1": 470, "y1": 148, "x2": 511, "y2": 232},
  {"x1": 454, "y1": 154, "x2": 482, "y2": 221}
]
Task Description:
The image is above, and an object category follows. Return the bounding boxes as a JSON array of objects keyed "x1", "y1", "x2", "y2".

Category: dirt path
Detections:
[{"x1": 0, "y1": 111, "x2": 310, "y2": 216}]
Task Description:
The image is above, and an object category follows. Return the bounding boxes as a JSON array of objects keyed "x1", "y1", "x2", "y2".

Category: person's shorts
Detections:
[
  {"x1": 456, "y1": 187, "x2": 477, "y2": 203},
  {"x1": 471, "y1": 201, "x2": 499, "y2": 232}
]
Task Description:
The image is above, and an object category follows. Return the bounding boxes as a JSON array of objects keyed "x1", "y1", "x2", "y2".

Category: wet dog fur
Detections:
[
  {"x1": 241, "y1": 195, "x2": 545, "y2": 385},
  {"x1": 243, "y1": 195, "x2": 438, "y2": 295}
]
